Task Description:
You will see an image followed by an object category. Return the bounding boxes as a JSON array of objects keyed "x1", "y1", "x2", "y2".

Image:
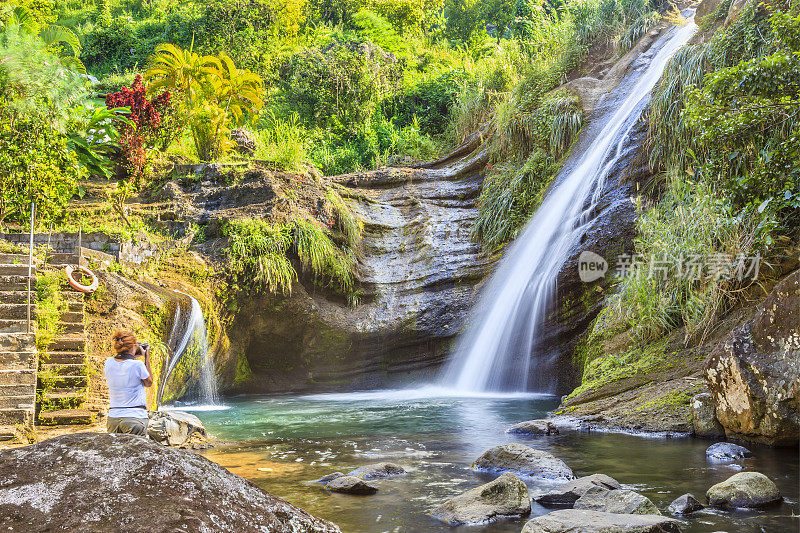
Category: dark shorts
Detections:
[{"x1": 107, "y1": 417, "x2": 147, "y2": 436}]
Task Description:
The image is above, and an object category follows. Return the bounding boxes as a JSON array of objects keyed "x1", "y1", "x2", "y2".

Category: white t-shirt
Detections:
[{"x1": 104, "y1": 357, "x2": 150, "y2": 419}]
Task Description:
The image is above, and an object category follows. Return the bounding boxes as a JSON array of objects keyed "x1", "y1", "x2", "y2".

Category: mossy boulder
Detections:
[
  {"x1": 706, "y1": 471, "x2": 782, "y2": 509},
  {"x1": 431, "y1": 472, "x2": 531, "y2": 525}
]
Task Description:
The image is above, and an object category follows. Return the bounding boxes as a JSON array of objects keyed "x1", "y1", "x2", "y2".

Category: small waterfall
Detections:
[
  {"x1": 441, "y1": 19, "x2": 697, "y2": 393},
  {"x1": 157, "y1": 293, "x2": 220, "y2": 406}
]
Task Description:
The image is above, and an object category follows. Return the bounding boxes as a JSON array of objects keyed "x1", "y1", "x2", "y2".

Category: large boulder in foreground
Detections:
[
  {"x1": 473, "y1": 443, "x2": 575, "y2": 481},
  {"x1": 521, "y1": 510, "x2": 681, "y2": 533},
  {"x1": 432, "y1": 472, "x2": 531, "y2": 525},
  {"x1": 573, "y1": 487, "x2": 660, "y2": 515},
  {"x1": 703, "y1": 269, "x2": 800, "y2": 445},
  {"x1": 0, "y1": 433, "x2": 340, "y2": 533},
  {"x1": 535, "y1": 474, "x2": 622, "y2": 507},
  {"x1": 706, "y1": 471, "x2": 782, "y2": 509}
]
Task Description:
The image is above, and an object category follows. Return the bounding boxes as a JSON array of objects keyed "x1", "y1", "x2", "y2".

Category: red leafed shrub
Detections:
[{"x1": 105, "y1": 75, "x2": 172, "y2": 181}]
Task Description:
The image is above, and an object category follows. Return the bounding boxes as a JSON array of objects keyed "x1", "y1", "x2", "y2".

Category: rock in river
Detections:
[
  {"x1": 347, "y1": 462, "x2": 406, "y2": 479},
  {"x1": 535, "y1": 474, "x2": 622, "y2": 507},
  {"x1": 705, "y1": 442, "x2": 752, "y2": 462},
  {"x1": 706, "y1": 471, "x2": 782, "y2": 508},
  {"x1": 432, "y1": 472, "x2": 531, "y2": 525},
  {"x1": 325, "y1": 475, "x2": 378, "y2": 495},
  {"x1": 521, "y1": 510, "x2": 681, "y2": 533},
  {"x1": 507, "y1": 419, "x2": 560, "y2": 435},
  {"x1": 703, "y1": 269, "x2": 800, "y2": 446},
  {"x1": 0, "y1": 433, "x2": 340, "y2": 532},
  {"x1": 473, "y1": 443, "x2": 575, "y2": 481},
  {"x1": 667, "y1": 493, "x2": 704, "y2": 515},
  {"x1": 574, "y1": 487, "x2": 661, "y2": 515},
  {"x1": 313, "y1": 472, "x2": 345, "y2": 484}
]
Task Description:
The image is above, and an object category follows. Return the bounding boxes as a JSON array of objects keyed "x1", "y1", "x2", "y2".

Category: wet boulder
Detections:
[
  {"x1": 507, "y1": 419, "x2": 560, "y2": 435},
  {"x1": 313, "y1": 472, "x2": 345, "y2": 484},
  {"x1": 703, "y1": 269, "x2": 800, "y2": 446},
  {"x1": 431, "y1": 472, "x2": 531, "y2": 525},
  {"x1": 473, "y1": 443, "x2": 575, "y2": 481},
  {"x1": 574, "y1": 487, "x2": 661, "y2": 515},
  {"x1": 705, "y1": 442, "x2": 752, "y2": 462},
  {"x1": 667, "y1": 493, "x2": 704, "y2": 515},
  {"x1": 691, "y1": 393, "x2": 725, "y2": 439},
  {"x1": 0, "y1": 433, "x2": 340, "y2": 532},
  {"x1": 347, "y1": 462, "x2": 406, "y2": 479},
  {"x1": 231, "y1": 128, "x2": 256, "y2": 154},
  {"x1": 535, "y1": 474, "x2": 622, "y2": 507},
  {"x1": 706, "y1": 471, "x2": 782, "y2": 508},
  {"x1": 325, "y1": 475, "x2": 378, "y2": 495},
  {"x1": 147, "y1": 410, "x2": 206, "y2": 447},
  {"x1": 521, "y1": 510, "x2": 681, "y2": 533}
]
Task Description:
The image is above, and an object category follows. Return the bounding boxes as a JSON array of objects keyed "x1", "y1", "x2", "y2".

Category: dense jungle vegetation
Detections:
[{"x1": 0, "y1": 0, "x2": 797, "y2": 329}]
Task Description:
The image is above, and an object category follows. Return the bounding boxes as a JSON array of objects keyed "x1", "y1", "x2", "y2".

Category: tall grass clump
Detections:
[
  {"x1": 225, "y1": 220, "x2": 296, "y2": 296},
  {"x1": 325, "y1": 188, "x2": 363, "y2": 247},
  {"x1": 255, "y1": 113, "x2": 309, "y2": 172}
]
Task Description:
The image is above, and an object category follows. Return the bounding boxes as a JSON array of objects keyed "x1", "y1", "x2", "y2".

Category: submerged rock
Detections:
[
  {"x1": 473, "y1": 443, "x2": 575, "y2": 481},
  {"x1": 347, "y1": 462, "x2": 406, "y2": 479},
  {"x1": 521, "y1": 510, "x2": 681, "y2": 533},
  {"x1": 667, "y1": 493, "x2": 704, "y2": 515},
  {"x1": 507, "y1": 419, "x2": 560, "y2": 435},
  {"x1": 706, "y1": 471, "x2": 782, "y2": 508},
  {"x1": 313, "y1": 472, "x2": 345, "y2": 484},
  {"x1": 691, "y1": 393, "x2": 725, "y2": 439},
  {"x1": 535, "y1": 474, "x2": 622, "y2": 507},
  {"x1": 0, "y1": 433, "x2": 340, "y2": 532},
  {"x1": 705, "y1": 442, "x2": 752, "y2": 462},
  {"x1": 431, "y1": 472, "x2": 531, "y2": 525},
  {"x1": 147, "y1": 410, "x2": 206, "y2": 447},
  {"x1": 325, "y1": 475, "x2": 378, "y2": 495},
  {"x1": 573, "y1": 487, "x2": 660, "y2": 515},
  {"x1": 703, "y1": 269, "x2": 800, "y2": 446}
]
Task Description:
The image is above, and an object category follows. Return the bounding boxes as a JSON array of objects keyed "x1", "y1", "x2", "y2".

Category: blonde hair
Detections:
[{"x1": 111, "y1": 330, "x2": 137, "y2": 354}]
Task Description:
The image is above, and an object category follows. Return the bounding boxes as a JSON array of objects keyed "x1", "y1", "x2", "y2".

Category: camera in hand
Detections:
[{"x1": 139, "y1": 343, "x2": 150, "y2": 352}]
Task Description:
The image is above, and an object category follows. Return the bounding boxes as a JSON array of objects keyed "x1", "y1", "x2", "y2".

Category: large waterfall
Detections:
[
  {"x1": 157, "y1": 293, "x2": 220, "y2": 406},
  {"x1": 440, "y1": 18, "x2": 697, "y2": 393}
]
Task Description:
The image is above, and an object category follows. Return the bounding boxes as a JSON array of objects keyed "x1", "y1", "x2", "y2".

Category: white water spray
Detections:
[
  {"x1": 158, "y1": 294, "x2": 220, "y2": 405},
  {"x1": 441, "y1": 19, "x2": 697, "y2": 393}
]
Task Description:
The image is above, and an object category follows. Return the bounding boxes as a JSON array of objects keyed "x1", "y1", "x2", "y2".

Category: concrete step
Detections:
[
  {"x1": 0, "y1": 333, "x2": 34, "y2": 351},
  {"x1": 41, "y1": 387, "x2": 85, "y2": 403},
  {"x1": 0, "y1": 303, "x2": 35, "y2": 320},
  {"x1": 0, "y1": 254, "x2": 33, "y2": 264},
  {"x1": 0, "y1": 350, "x2": 37, "y2": 368},
  {"x1": 0, "y1": 395, "x2": 35, "y2": 409},
  {"x1": 47, "y1": 253, "x2": 79, "y2": 265},
  {"x1": 42, "y1": 351, "x2": 85, "y2": 365},
  {"x1": 0, "y1": 291, "x2": 35, "y2": 304},
  {"x1": 0, "y1": 425, "x2": 18, "y2": 442},
  {"x1": 49, "y1": 335, "x2": 86, "y2": 352},
  {"x1": 59, "y1": 311, "x2": 84, "y2": 323},
  {"x1": 41, "y1": 363, "x2": 86, "y2": 375},
  {"x1": 40, "y1": 373, "x2": 87, "y2": 388},
  {"x1": 38, "y1": 408, "x2": 94, "y2": 425},
  {"x1": 57, "y1": 321, "x2": 84, "y2": 334},
  {"x1": 0, "y1": 274, "x2": 29, "y2": 286},
  {"x1": 0, "y1": 408, "x2": 29, "y2": 425},
  {"x1": 0, "y1": 369, "x2": 36, "y2": 386},
  {"x1": 0, "y1": 319, "x2": 26, "y2": 333},
  {"x1": 0, "y1": 264, "x2": 35, "y2": 276},
  {"x1": 0, "y1": 383, "x2": 36, "y2": 397}
]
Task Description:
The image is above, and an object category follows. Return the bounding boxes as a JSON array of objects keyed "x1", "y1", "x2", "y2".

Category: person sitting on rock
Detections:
[{"x1": 104, "y1": 330, "x2": 153, "y2": 436}]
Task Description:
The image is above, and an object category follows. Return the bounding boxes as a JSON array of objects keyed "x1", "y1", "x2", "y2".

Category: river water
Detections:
[{"x1": 192, "y1": 391, "x2": 799, "y2": 532}]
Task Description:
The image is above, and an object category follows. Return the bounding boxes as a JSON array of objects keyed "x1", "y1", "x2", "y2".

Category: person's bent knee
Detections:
[{"x1": 107, "y1": 417, "x2": 147, "y2": 436}]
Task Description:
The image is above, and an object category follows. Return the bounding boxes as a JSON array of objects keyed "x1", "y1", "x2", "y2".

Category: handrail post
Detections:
[{"x1": 27, "y1": 202, "x2": 34, "y2": 335}]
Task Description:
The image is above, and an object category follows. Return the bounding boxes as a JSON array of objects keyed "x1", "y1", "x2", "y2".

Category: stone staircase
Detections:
[
  {"x1": 36, "y1": 252, "x2": 93, "y2": 426},
  {"x1": 0, "y1": 254, "x2": 38, "y2": 441}
]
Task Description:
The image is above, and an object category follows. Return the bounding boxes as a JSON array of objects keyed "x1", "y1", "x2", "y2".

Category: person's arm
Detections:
[{"x1": 141, "y1": 346, "x2": 154, "y2": 387}]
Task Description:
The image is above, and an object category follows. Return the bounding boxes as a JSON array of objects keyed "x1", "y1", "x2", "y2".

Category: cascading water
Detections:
[
  {"x1": 440, "y1": 18, "x2": 697, "y2": 393},
  {"x1": 157, "y1": 293, "x2": 220, "y2": 406}
]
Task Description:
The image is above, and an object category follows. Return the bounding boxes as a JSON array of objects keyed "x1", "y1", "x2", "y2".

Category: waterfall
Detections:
[
  {"x1": 440, "y1": 19, "x2": 697, "y2": 393},
  {"x1": 157, "y1": 293, "x2": 220, "y2": 406}
]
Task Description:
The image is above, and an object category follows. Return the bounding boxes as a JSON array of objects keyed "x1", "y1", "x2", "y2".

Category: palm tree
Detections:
[
  {"x1": 144, "y1": 43, "x2": 221, "y2": 109},
  {"x1": 215, "y1": 52, "x2": 263, "y2": 124}
]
